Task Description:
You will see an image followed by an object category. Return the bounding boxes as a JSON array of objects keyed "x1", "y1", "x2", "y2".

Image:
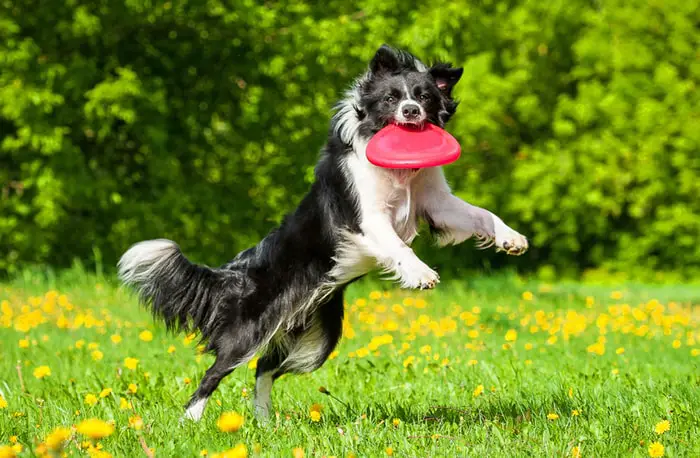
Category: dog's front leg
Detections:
[
  {"x1": 359, "y1": 214, "x2": 440, "y2": 289},
  {"x1": 416, "y1": 169, "x2": 529, "y2": 255}
]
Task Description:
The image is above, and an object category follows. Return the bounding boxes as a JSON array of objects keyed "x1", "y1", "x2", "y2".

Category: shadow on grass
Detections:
[{"x1": 318, "y1": 393, "x2": 580, "y2": 428}]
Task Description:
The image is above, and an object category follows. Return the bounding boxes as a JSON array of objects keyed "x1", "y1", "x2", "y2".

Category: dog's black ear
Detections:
[
  {"x1": 429, "y1": 65, "x2": 464, "y2": 97},
  {"x1": 370, "y1": 44, "x2": 401, "y2": 75}
]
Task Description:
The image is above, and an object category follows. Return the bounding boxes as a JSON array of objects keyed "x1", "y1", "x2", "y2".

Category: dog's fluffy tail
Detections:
[{"x1": 118, "y1": 239, "x2": 234, "y2": 341}]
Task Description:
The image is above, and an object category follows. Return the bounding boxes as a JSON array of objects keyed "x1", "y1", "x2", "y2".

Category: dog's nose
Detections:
[{"x1": 402, "y1": 103, "x2": 420, "y2": 119}]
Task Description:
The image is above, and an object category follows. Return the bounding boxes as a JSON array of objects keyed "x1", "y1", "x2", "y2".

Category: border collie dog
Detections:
[{"x1": 118, "y1": 44, "x2": 528, "y2": 422}]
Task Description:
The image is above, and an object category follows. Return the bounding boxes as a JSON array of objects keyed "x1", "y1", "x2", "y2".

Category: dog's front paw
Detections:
[
  {"x1": 397, "y1": 258, "x2": 440, "y2": 290},
  {"x1": 495, "y1": 229, "x2": 528, "y2": 255},
  {"x1": 492, "y1": 216, "x2": 529, "y2": 256}
]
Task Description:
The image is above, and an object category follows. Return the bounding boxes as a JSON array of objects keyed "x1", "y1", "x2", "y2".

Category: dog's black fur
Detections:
[{"x1": 118, "y1": 44, "x2": 465, "y2": 420}]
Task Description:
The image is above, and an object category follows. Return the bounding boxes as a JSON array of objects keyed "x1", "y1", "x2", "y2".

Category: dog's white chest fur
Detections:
[
  {"x1": 383, "y1": 173, "x2": 420, "y2": 244},
  {"x1": 327, "y1": 144, "x2": 423, "y2": 285},
  {"x1": 346, "y1": 145, "x2": 421, "y2": 243}
]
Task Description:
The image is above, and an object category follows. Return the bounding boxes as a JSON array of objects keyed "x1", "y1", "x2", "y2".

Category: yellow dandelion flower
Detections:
[
  {"x1": 99, "y1": 388, "x2": 112, "y2": 398},
  {"x1": 45, "y1": 427, "x2": 72, "y2": 450},
  {"x1": 217, "y1": 412, "x2": 244, "y2": 432},
  {"x1": 654, "y1": 420, "x2": 670, "y2": 435},
  {"x1": 139, "y1": 330, "x2": 153, "y2": 342},
  {"x1": 183, "y1": 333, "x2": 197, "y2": 346},
  {"x1": 369, "y1": 291, "x2": 382, "y2": 300},
  {"x1": 473, "y1": 384, "x2": 484, "y2": 398},
  {"x1": 167, "y1": 345, "x2": 176, "y2": 354},
  {"x1": 672, "y1": 340, "x2": 681, "y2": 349},
  {"x1": 33, "y1": 365, "x2": 51, "y2": 379},
  {"x1": 129, "y1": 415, "x2": 144, "y2": 430},
  {"x1": 547, "y1": 413, "x2": 559, "y2": 420},
  {"x1": 214, "y1": 444, "x2": 247, "y2": 458},
  {"x1": 119, "y1": 397, "x2": 132, "y2": 410},
  {"x1": 0, "y1": 394, "x2": 7, "y2": 409},
  {"x1": 586, "y1": 342, "x2": 605, "y2": 355},
  {"x1": 184, "y1": 377, "x2": 191, "y2": 385},
  {"x1": 91, "y1": 350, "x2": 103, "y2": 361},
  {"x1": 571, "y1": 446, "x2": 581, "y2": 458},
  {"x1": 402, "y1": 356, "x2": 415, "y2": 368},
  {"x1": 292, "y1": 448, "x2": 304, "y2": 458},
  {"x1": 124, "y1": 357, "x2": 139, "y2": 370},
  {"x1": 505, "y1": 329, "x2": 518, "y2": 342},
  {"x1": 76, "y1": 339, "x2": 85, "y2": 349},
  {"x1": 524, "y1": 343, "x2": 533, "y2": 350},
  {"x1": 610, "y1": 291, "x2": 623, "y2": 300},
  {"x1": 76, "y1": 418, "x2": 114, "y2": 439},
  {"x1": 310, "y1": 411, "x2": 321, "y2": 422},
  {"x1": 110, "y1": 335, "x2": 122, "y2": 344},
  {"x1": 393, "y1": 418, "x2": 400, "y2": 427},
  {"x1": 200, "y1": 450, "x2": 208, "y2": 456},
  {"x1": 18, "y1": 339, "x2": 29, "y2": 349},
  {"x1": 9, "y1": 436, "x2": 17, "y2": 444},
  {"x1": 355, "y1": 347, "x2": 369, "y2": 358},
  {"x1": 0, "y1": 445, "x2": 16, "y2": 458},
  {"x1": 88, "y1": 342, "x2": 99, "y2": 350},
  {"x1": 84, "y1": 394, "x2": 98, "y2": 406},
  {"x1": 691, "y1": 349, "x2": 700, "y2": 357},
  {"x1": 572, "y1": 409, "x2": 580, "y2": 416},
  {"x1": 648, "y1": 442, "x2": 664, "y2": 457},
  {"x1": 616, "y1": 347, "x2": 625, "y2": 355},
  {"x1": 128, "y1": 383, "x2": 138, "y2": 394},
  {"x1": 247, "y1": 358, "x2": 258, "y2": 369},
  {"x1": 11, "y1": 444, "x2": 22, "y2": 454},
  {"x1": 386, "y1": 447, "x2": 394, "y2": 456},
  {"x1": 522, "y1": 291, "x2": 534, "y2": 301},
  {"x1": 467, "y1": 359, "x2": 478, "y2": 366}
]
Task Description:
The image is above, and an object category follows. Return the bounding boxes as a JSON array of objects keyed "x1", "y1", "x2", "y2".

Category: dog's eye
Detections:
[
  {"x1": 419, "y1": 93, "x2": 430, "y2": 101},
  {"x1": 385, "y1": 95, "x2": 396, "y2": 103}
]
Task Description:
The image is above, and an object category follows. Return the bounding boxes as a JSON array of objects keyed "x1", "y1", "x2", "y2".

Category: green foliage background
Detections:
[{"x1": 1, "y1": 0, "x2": 699, "y2": 278}]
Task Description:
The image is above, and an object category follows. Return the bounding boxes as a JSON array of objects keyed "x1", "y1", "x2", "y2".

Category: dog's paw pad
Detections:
[{"x1": 499, "y1": 235, "x2": 529, "y2": 256}]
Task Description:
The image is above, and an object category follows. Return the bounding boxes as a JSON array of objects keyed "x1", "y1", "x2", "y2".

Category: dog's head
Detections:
[{"x1": 355, "y1": 45, "x2": 463, "y2": 138}]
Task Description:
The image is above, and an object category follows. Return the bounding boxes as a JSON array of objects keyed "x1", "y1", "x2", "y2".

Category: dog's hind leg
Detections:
[
  {"x1": 253, "y1": 291, "x2": 344, "y2": 420},
  {"x1": 182, "y1": 325, "x2": 261, "y2": 422},
  {"x1": 253, "y1": 346, "x2": 285, "y2": 419}
]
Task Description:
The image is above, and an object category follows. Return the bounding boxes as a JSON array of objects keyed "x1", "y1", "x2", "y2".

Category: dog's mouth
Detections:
[{"x1": 390, "y1": 119, "x2": 425, "y2": 130}]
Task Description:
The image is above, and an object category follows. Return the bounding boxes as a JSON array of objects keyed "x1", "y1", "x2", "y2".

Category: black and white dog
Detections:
[{"x1": 117, "y1": 45, "x2": 528, "y2": 422}]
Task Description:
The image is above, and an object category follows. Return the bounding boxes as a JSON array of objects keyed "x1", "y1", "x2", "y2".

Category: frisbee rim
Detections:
[{"x1": 366, "y1": 122, "x2": 461, "y2": 169}]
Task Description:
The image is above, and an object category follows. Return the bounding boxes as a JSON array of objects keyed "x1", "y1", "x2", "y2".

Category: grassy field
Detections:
[{"x1": 1, "y1": 268, "x2": 699, "y2": 458}]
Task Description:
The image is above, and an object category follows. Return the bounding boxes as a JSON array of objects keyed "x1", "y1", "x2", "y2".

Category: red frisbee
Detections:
[{"x1": 366, "y1": 122, "x2": 461, "y2": 169}]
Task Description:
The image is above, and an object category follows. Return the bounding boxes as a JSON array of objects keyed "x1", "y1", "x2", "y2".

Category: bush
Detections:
[{"x1": 1, "y1": 0, "x2": 698, "y2": 277}]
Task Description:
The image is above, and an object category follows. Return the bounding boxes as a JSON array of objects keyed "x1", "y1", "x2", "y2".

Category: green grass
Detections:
[{"x1": 1, "y1": 268, "x2": 700, "y2": 457}]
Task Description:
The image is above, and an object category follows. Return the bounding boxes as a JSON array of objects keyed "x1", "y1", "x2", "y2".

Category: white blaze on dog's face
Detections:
[{"x1": 356, "y1": 45, "x2": 464, "y2": 137}]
